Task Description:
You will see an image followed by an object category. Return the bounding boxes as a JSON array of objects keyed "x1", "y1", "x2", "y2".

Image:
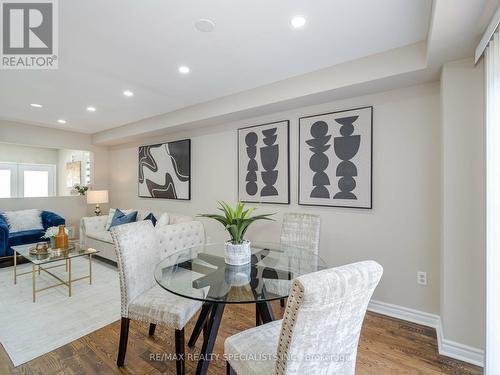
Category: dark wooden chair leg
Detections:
[
  {"x1": 280, "y1": 298, "x2": 285, "y2": 308},
  {"x1": 202, "y1": 320, "x2": 208, "y2": 339},
  {"x1": 256, "y1": 301, "x2": 276, "y2": 324},
  {"x1": 149, "y1": 323, "x2": 156, "y2": 336},
  {"x1": 227, "y1": 361, "x2": 236, "y2": 374},
  {"x1": 188, "y1": 303, "x2": 212, "y2": 347},
  {"x1": 255, "y1": 304, "x2": 261, "y2": 326},
  {"x1": 175, "y1": 328, "x2": 185, "y2": 375},
  {"x1": 117, "y1": 317, "x2": 130, "y2": 366}
]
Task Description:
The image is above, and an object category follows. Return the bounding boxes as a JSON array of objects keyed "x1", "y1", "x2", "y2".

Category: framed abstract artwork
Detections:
[
  {"x1": 138, "y1": 139, "x2": 191, "y2": 200},
  {"x1": 299, "y1": 106, "x2": 373, "y2": 209},
  {"x1": 238, "y1": 120, "x2": 290, "y2": 204}
]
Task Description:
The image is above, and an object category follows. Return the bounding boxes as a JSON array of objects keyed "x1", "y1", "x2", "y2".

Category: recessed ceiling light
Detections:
[
  {"x1": 178, "y1": 65, "x2": 190, "y2": 74},
  {"x1": 86, "y1": 106, "x2": 96, "y2": 112},
  {"x1": 195, "y1": 19, "x2": 216, "y2": 32},
  {"x1": 57, "y1": 119, "x2": 66, "y2": 124},
  {"x1": 30, "y1": 103, "x2": 43, "y2": 108},
  {"x1": 123, "y1": 90, "x2": 134, "y2": 97},
  {"x1": 291, "y1": 16, "x2": 306, "y2": 29}
]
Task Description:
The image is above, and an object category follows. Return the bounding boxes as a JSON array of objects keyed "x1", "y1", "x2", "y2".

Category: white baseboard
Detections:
[
  {"x1": 368, "y1": 300, "x2": 484, "y2": 367},
  {"x1": 368, "y1": 300, "x2": 441, "y2": 328},
  {"x1": 436, "y1": 323, "x2": 485, "y2": 368}
]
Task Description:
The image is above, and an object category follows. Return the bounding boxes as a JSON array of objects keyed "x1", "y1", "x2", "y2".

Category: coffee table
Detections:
[{"x1": 12, "y1": 242, "x2": 99, "y2": 302}]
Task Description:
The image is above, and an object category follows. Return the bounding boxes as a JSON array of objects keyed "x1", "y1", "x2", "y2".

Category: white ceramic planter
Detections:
[{"x1": 224, "y1": 240, "x2": 251, "y2": 265}]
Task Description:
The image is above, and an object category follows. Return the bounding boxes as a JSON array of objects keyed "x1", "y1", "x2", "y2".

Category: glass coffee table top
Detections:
[
  {"x1": 154, "y1": 242, "x2": 327, "y2": 304},
  {"x1": 12, "y1": 241, "x2": 99, "y2": 265}
]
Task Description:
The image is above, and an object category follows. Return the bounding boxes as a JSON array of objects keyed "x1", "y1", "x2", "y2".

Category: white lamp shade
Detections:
[{"x1": 87, "y1": 190, "x2": 109, "y2": 204}]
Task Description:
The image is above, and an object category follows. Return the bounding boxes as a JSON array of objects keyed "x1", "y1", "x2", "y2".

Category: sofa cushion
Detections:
[
  {"x1": 2, "y1": 209, "x2": 43, "y2": 232},
  {"x1": 143, "y1": 213, "x2": 157, "y2": 226},
  {"x1": 86, "y1": 230, "x2": 113, "y2": 244},
  {"x1": 109, "y1": 210, "x2": 138, "y2": 230},
  {"x1": 156, "y1": 212, "x2": 170, "y2": 227},
  {"x1": 8, "y1": 229, "x2": 45, "y2": 247},
  {"x1": 105, "y1": 208, "x2": 135, "y2": 230}
]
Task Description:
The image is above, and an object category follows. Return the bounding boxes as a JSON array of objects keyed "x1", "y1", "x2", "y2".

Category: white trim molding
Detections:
[
  {"x1": 475, "y1": 3, "x2": 500, "y2": 63},
  {"x1": 368, "y1": 300, "x2": 484, "y2": 367},
  {"x1": 437, "y1": 324, "x2": 485, "y2": 368},
  {"x1": 368, "y1": 300, "x2": 440, "y2": 327}
]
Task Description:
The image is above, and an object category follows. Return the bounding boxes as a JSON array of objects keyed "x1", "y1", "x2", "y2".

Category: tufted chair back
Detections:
[
  {"x1": 111, "y1": 220, "x2": 161, "y2": 318},
  {"x1": 280, "y1": 213, "x2": 321, "y2": 255},
  {"x1": 156, "y1": 221, "x2": 205, "y2": 256},
  {"x1": 275, "y1": 261, "x2": 383, "y2": 375}
]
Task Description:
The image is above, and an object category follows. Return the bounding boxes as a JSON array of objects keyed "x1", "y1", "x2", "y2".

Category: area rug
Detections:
[{"x1": 0, "y1": 257, "x2": 121, "y2": 366}]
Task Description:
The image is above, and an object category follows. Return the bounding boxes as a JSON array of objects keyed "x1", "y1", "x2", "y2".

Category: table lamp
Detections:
[{"x1": 87, "y1": 190, "x2": 109, "y2": 216}]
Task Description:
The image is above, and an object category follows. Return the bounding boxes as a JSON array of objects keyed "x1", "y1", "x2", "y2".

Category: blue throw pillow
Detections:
[
  {"x1": 108, "y1": 209, "x2": 138, "y2": 230},
  {"x1": 143, "y1": 213, "x2": 157, "y2": 226}
]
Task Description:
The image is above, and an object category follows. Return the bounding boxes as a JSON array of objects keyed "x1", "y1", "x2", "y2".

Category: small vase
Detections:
[
  {"x1": 49, "y1": 238, "x2": 56, "y2": 249},
  {"x1": 224, "y1": 240, "x2": 251, "y2": 265},
  {"x1": 55, "y1": 225, "x2": 69, "y2": 249}
]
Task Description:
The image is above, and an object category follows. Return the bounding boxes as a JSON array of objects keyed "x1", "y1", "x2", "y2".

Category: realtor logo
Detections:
[{"x1": 1, "y1": 0, "x2": 58, "y2": 69}]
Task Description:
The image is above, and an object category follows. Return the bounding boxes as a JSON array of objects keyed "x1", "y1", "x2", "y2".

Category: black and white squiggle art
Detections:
[
  {"x1": 138, "y1": 139, "x2": 191, "y2": 200},
  {"x1": 238, "y1": 121, "x2": 290, "y2": 204},
  {"x1": 299, "y1": 107, "x2": 372, "y2": 209}
]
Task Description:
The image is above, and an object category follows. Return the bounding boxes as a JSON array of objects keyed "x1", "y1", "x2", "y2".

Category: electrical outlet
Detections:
[{"x1": 417, "y1": 271, "x2": 427, "y2": 286}]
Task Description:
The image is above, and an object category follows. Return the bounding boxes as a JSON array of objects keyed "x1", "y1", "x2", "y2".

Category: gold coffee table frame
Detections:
[{"x1": 12, "y1": 243, "x2": 99, "y2": 302}]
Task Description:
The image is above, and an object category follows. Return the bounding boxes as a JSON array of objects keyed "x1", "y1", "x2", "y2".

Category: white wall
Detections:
[
  {"x1": 441, "y1": 58, "x2": 485, "y2": 350},
  {"x1": 0, "y1": 142, "x2": 58, "y2": 165},
  {"x1": 0, "y1": 121, "x2": 109, "y2": 235},
  {"x1": 109, "y1": 82, "x2": 442, "y2": 315}
]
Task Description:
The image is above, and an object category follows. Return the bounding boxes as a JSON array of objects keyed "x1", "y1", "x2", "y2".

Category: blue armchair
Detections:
[{"x1": 0, "y1": 211, "x2": 65, "y2": 257}]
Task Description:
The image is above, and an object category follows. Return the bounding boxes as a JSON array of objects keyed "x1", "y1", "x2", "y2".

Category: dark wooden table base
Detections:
[{"x1": 188, "y1": 300, "x2": 275, "y2": 375}]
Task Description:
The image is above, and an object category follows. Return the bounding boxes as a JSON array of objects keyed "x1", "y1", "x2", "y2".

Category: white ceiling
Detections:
[{"x1": 0, "y1": 0, "x2": 432, "y2": 134}]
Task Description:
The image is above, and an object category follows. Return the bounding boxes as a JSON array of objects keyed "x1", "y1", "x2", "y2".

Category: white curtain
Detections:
[{"x1": 485, "y1": 30, "x2": 500, "y2": 374}]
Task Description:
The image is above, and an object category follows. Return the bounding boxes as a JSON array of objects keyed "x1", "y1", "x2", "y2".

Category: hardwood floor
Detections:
[{"x1": 0, "y1": 302, "x2": 482, "y2": 375}]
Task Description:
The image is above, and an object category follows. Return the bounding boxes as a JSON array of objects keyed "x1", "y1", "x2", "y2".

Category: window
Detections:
[
  {"x1": 23, "y1": 171, "x2": 49, "y2": 197},
  {"x1": 0, "y1": 170, "x2": 11, "y2": 198},
  {"x1": 0, "y1": 162, "x2": 55, "y2": 198},
  {"x1": 0, "y1": 163, "x2": 17, "y2": 198}
]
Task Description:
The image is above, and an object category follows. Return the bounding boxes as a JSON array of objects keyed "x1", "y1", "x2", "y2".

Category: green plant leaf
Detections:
[
  {"x1": 198, "y1": 214, "x2": 229, "y2": 227},
  {"x1": 220, "y1": 201, "x2": 235, "y2": 221},
  {"x1": 199, "y1": 202, "x2": 275, "y2": 243}
]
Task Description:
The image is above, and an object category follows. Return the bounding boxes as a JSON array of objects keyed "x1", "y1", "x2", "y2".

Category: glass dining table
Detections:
[{"x1": 154, "y1": 241, "x2": 327, "y2": 375}]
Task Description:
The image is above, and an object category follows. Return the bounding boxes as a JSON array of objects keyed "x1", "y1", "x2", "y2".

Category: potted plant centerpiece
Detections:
[{"x1": 200, "y1": 201, "x2": 274, "y2": 265}]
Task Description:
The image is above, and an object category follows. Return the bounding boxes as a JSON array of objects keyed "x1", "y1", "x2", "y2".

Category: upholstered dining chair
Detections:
[
  {"x1": 280, "y1": 213, "x2": 321, "y2": 254},
  {"x1": 110, "y1": 220, "x2": 205, "y2": 375},
  {"x1": 226, "y1": 260, "x2": 383, "y2": 375},
  {"x1": 273, "y1": 213, "x2": 321, "y2": 309}
]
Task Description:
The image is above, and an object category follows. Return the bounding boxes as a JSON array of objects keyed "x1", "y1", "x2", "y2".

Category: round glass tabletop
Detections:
[{"x1": 154, "y1": 242, "x2": 327, "y2": 304}]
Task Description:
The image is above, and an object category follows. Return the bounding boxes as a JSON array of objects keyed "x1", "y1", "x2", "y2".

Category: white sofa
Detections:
[{"x1": 80, "y1": 209, "x2": 203, "y2": 262}]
